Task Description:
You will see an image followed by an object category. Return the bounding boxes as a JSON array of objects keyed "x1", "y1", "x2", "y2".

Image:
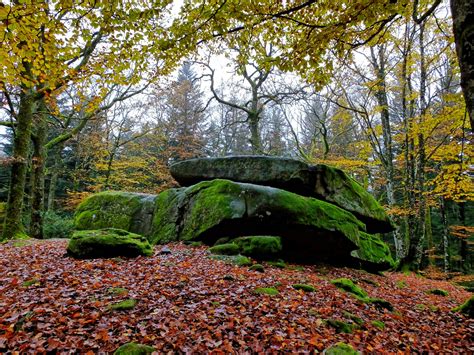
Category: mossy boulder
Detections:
[
  {"x1": 75, "y1": 191, "x2": 156, "y2": 235},
  {"x1": 169, "y1": 156, "x2": 393, "y2": 233},
  {"x1": 108, "y1": 298, "x2": 138, "y2": 311},
  {"x1": 151, "y1": 179, "x2": 394, "y2": 270},
  {"x1": 209, "y1": 243, "x2": 240, "y2": 255},
  {"x1": 331, "y1": 278, "x2": 368, "y2": 299},
  {"x1": 67, "y1": 228, "x2": 153, "y2": 259},
  {"x1": 232, "y1": 236, "x2": 282, "y2": 259},
  {"x1": 254, "y1": 287, "x2": 279, "y2": 296},
  {"x1": 453, "y1": 295, "x2": 474, "y2": 318},
  {"x1": 114, "y1": 342, "x2": 155, "y2": 355},
  {"x1": 326, "y1": 319, "x2": 359, "y2": 333}
]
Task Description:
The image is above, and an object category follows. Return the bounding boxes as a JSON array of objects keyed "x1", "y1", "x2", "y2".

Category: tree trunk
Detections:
[
  {"x1": 450, "y1": 0, "x2": 474, "y2": 131},
  {"x1": 370, "y1": 46, "x2": 405, "y2": 259},
  {"x1": 1, "y1": 90, "x2": 35, "y2": 240},
  {"x1": 439, "y1": 197, "x2": 450, "y2": 273},
  {"x1": 248, "y1": 113, "x2": 261, "y2": 154},
  {"x1": 30, "y1": 99, "x2": 48, "y2": 239},
  {"x1": 46, "y1": 145, "x2": 63, "y2": 211}
]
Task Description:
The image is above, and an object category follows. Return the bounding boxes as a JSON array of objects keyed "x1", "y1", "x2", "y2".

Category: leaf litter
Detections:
[{"x1": 0, "y1": 240, "x2": 472, "y2": 352}]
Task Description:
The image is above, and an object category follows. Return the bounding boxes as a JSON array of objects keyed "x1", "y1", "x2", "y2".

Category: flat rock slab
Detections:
[{"x1": 170, "y1": 156, "x2": 393, "y2": 233}]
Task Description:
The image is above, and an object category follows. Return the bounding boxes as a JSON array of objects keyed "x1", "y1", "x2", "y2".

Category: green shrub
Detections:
[{"x1": 43, "y1": 211, "x2": 74, "y2": 239}]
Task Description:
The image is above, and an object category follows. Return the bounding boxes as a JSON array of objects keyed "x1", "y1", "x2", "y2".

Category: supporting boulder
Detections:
[
  {"x1": 151, "y1": 179, "x2": 394, "y2": 270},
  {"x1": 74, "y1": 191, "x2": 156, "y2": 235},
  {"x1": 67, "y1": 228, "x2": 153, "y2": 259},
  {"x1": 170, "y1": 156, "x2": 393, "y2": 233}
]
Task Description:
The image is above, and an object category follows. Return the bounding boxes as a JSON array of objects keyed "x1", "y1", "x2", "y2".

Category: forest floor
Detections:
[{"x1": 0, "y1": 239, "x2": 472, "y2": 353}]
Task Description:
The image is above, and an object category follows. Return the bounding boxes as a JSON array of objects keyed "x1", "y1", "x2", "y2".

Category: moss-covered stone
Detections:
[
  {"x1": 74, "y1": 192, "x2": 144, "y2": 231},
  {"x1": 349, "y1": 232, "x2": 395, "y2": 270},
  {"x1": 209, "y1": 243, "x2": 240, "y2": 255},
  {"x1": 169, "y1": 156, "x2": 393, "y2": 233},
  {"x1": 324, "y1": 342, "x2": 358, "y2": 355},
  {"x1": 292, "y1": 284, "x2": 316, "y2": 292},
  {"x1": 371, "y1": 320, "x2": 385, "y2": 330},
  {"x1": 453, "y1": 295, "x2": 474, "y2": 318},
  {"x1": 342, "y1": 311, "x2": 364, "y2": 326},
  {"x1": 114, "y1": 342, "x2": 155, "y2": 355},
  {"x1": 326, "y1": 319, "x2": 359, "y2": 333},
  {"x1": 249, "y1": 264, "x2": 265, "y2": 272},
  {"x1": 367, "y1": 298, "x2": 393, "y2": 311},
  {"x1": 150, "y1": 188, "x2": 186, "y2": 244},
  {"x1": 108, "y1": 298, "x2": 137, "y2": 311},
  {"x1": 331, "y1": 278, "x2": 368, "y2": 299},
  {"x1": 67, "y1": 228, "x2": 153, "y2": 259},
  {"x1": 232, "y1": 236, "x2": 282, "y2": 259},
  {"x1": 427, "y1": 289, "x2": 449, "y2": 296},
  {"x1": 210, "y1": 254, "x2": 252, "y2": 266},
  {"x1": 267, "y1": 260, "x2": 287, "y2": 269},
  {"x1": 254, "y1": 287, "x2": 279, "y2": 296}
]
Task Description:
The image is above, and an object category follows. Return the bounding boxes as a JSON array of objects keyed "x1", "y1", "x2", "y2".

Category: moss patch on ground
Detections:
[
  {"x1": 114, "y1": 342, "x2": 155, "y2": 354},
  {"x1": 324, "y1": 342, "x2": 358, "y2": 355},
  {"x1": 292, "y1": 284, "x2": 316, "y2": 292},
  {"x1": 108, "y1": 299, "x2": 137, "y2": 311},
  {"x1": 254, "y1": 287, "x2": 279, "y2": 296},
  {"x1": 331, "y1": 278, "x2": 368, "y2": 298}
]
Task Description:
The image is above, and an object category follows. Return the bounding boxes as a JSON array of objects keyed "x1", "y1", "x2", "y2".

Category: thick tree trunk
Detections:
[
  {"x1": 30, "y1": 100, "x2": 48, "y2": 239},
  {"x1": 451, "y1": 0, "x2": 474, "y2": 131},
  {"x1": 46, "y1": 145, "x2": 63, "y2": 211},
  {"x1": 1, "y1": 91, "x2": 34, "y2": 240}
]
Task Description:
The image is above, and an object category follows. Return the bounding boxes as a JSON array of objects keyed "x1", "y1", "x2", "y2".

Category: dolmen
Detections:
[{"x1": 73, "y1": 156, "x2": 395, "y2": 270}]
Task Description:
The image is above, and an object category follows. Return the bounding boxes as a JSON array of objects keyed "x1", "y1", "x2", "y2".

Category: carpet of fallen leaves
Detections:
[{"x1": 0, "y1": 240, "x2": 472, "y2": 353}]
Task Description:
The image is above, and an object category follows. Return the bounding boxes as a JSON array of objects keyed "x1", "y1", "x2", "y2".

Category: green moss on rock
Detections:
[
  {"x1": 249, "y1": 264, "x2": 265, "y2": 272},
  {"x1": 67, "y1": 228, "x2": 153, "y2": 259},
  {"x1": 331, "y1": 278, "x2": 368, "y2": 299},
  {"x1": 324, "y1": 342, "x2": 358, "y2": 355},
  {"x1": 254, "y1": 287, "x2": 279, "y2": 296},
  {"x1": 342, "y1": 311, "x2": 364, "y2": 326},
  {"x1": 74, "y1": 191, "x2": 143, "y2": 231},
  {"x1": 233, "y1": 236, "x2": 282, "y2": 259},
  {"x1": 210, "y1": 254, "x2": 252, "y2": 266},
  {"x1": 292, "y1": 284, "x2": 316, "y2": 292},
  {"x1": 326, "y1": 319, "x2": 359, "y2": 333},
  {"x1": 209, "y1": 243, "x2": 240, "y2": 255},
  {"x1": 428, "y1": 289, "x2": 449, "y2": 296},
  {"x1": 371, "y1": 320, "x2": 385, "y2": 330},
  {"x1": 267, "y1": 260, "x2": 287, "y2": 269},
  {"x1": 114, "y1": 342, "x2": 155, "y2": 355},
  {"x1": 108, "y1": 298, "x2": 137, "y2": 311},
  {"x1": 453, "y1": 295, "x2": 474, "y2": 318}
]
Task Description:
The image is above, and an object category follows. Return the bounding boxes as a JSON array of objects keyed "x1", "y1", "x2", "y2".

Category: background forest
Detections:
[{"x1": 0, "y1": 0, "x2": 472, "y2": 273}]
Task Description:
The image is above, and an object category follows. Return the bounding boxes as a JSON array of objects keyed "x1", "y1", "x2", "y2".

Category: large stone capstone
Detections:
[{"x1": 169, "y1": 156, "x2": 393, "y2": 233}]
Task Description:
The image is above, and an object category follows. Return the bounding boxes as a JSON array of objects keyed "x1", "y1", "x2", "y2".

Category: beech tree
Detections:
[{"x1": 0, "y1": 0, "x2": 185, "y2": 240}]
